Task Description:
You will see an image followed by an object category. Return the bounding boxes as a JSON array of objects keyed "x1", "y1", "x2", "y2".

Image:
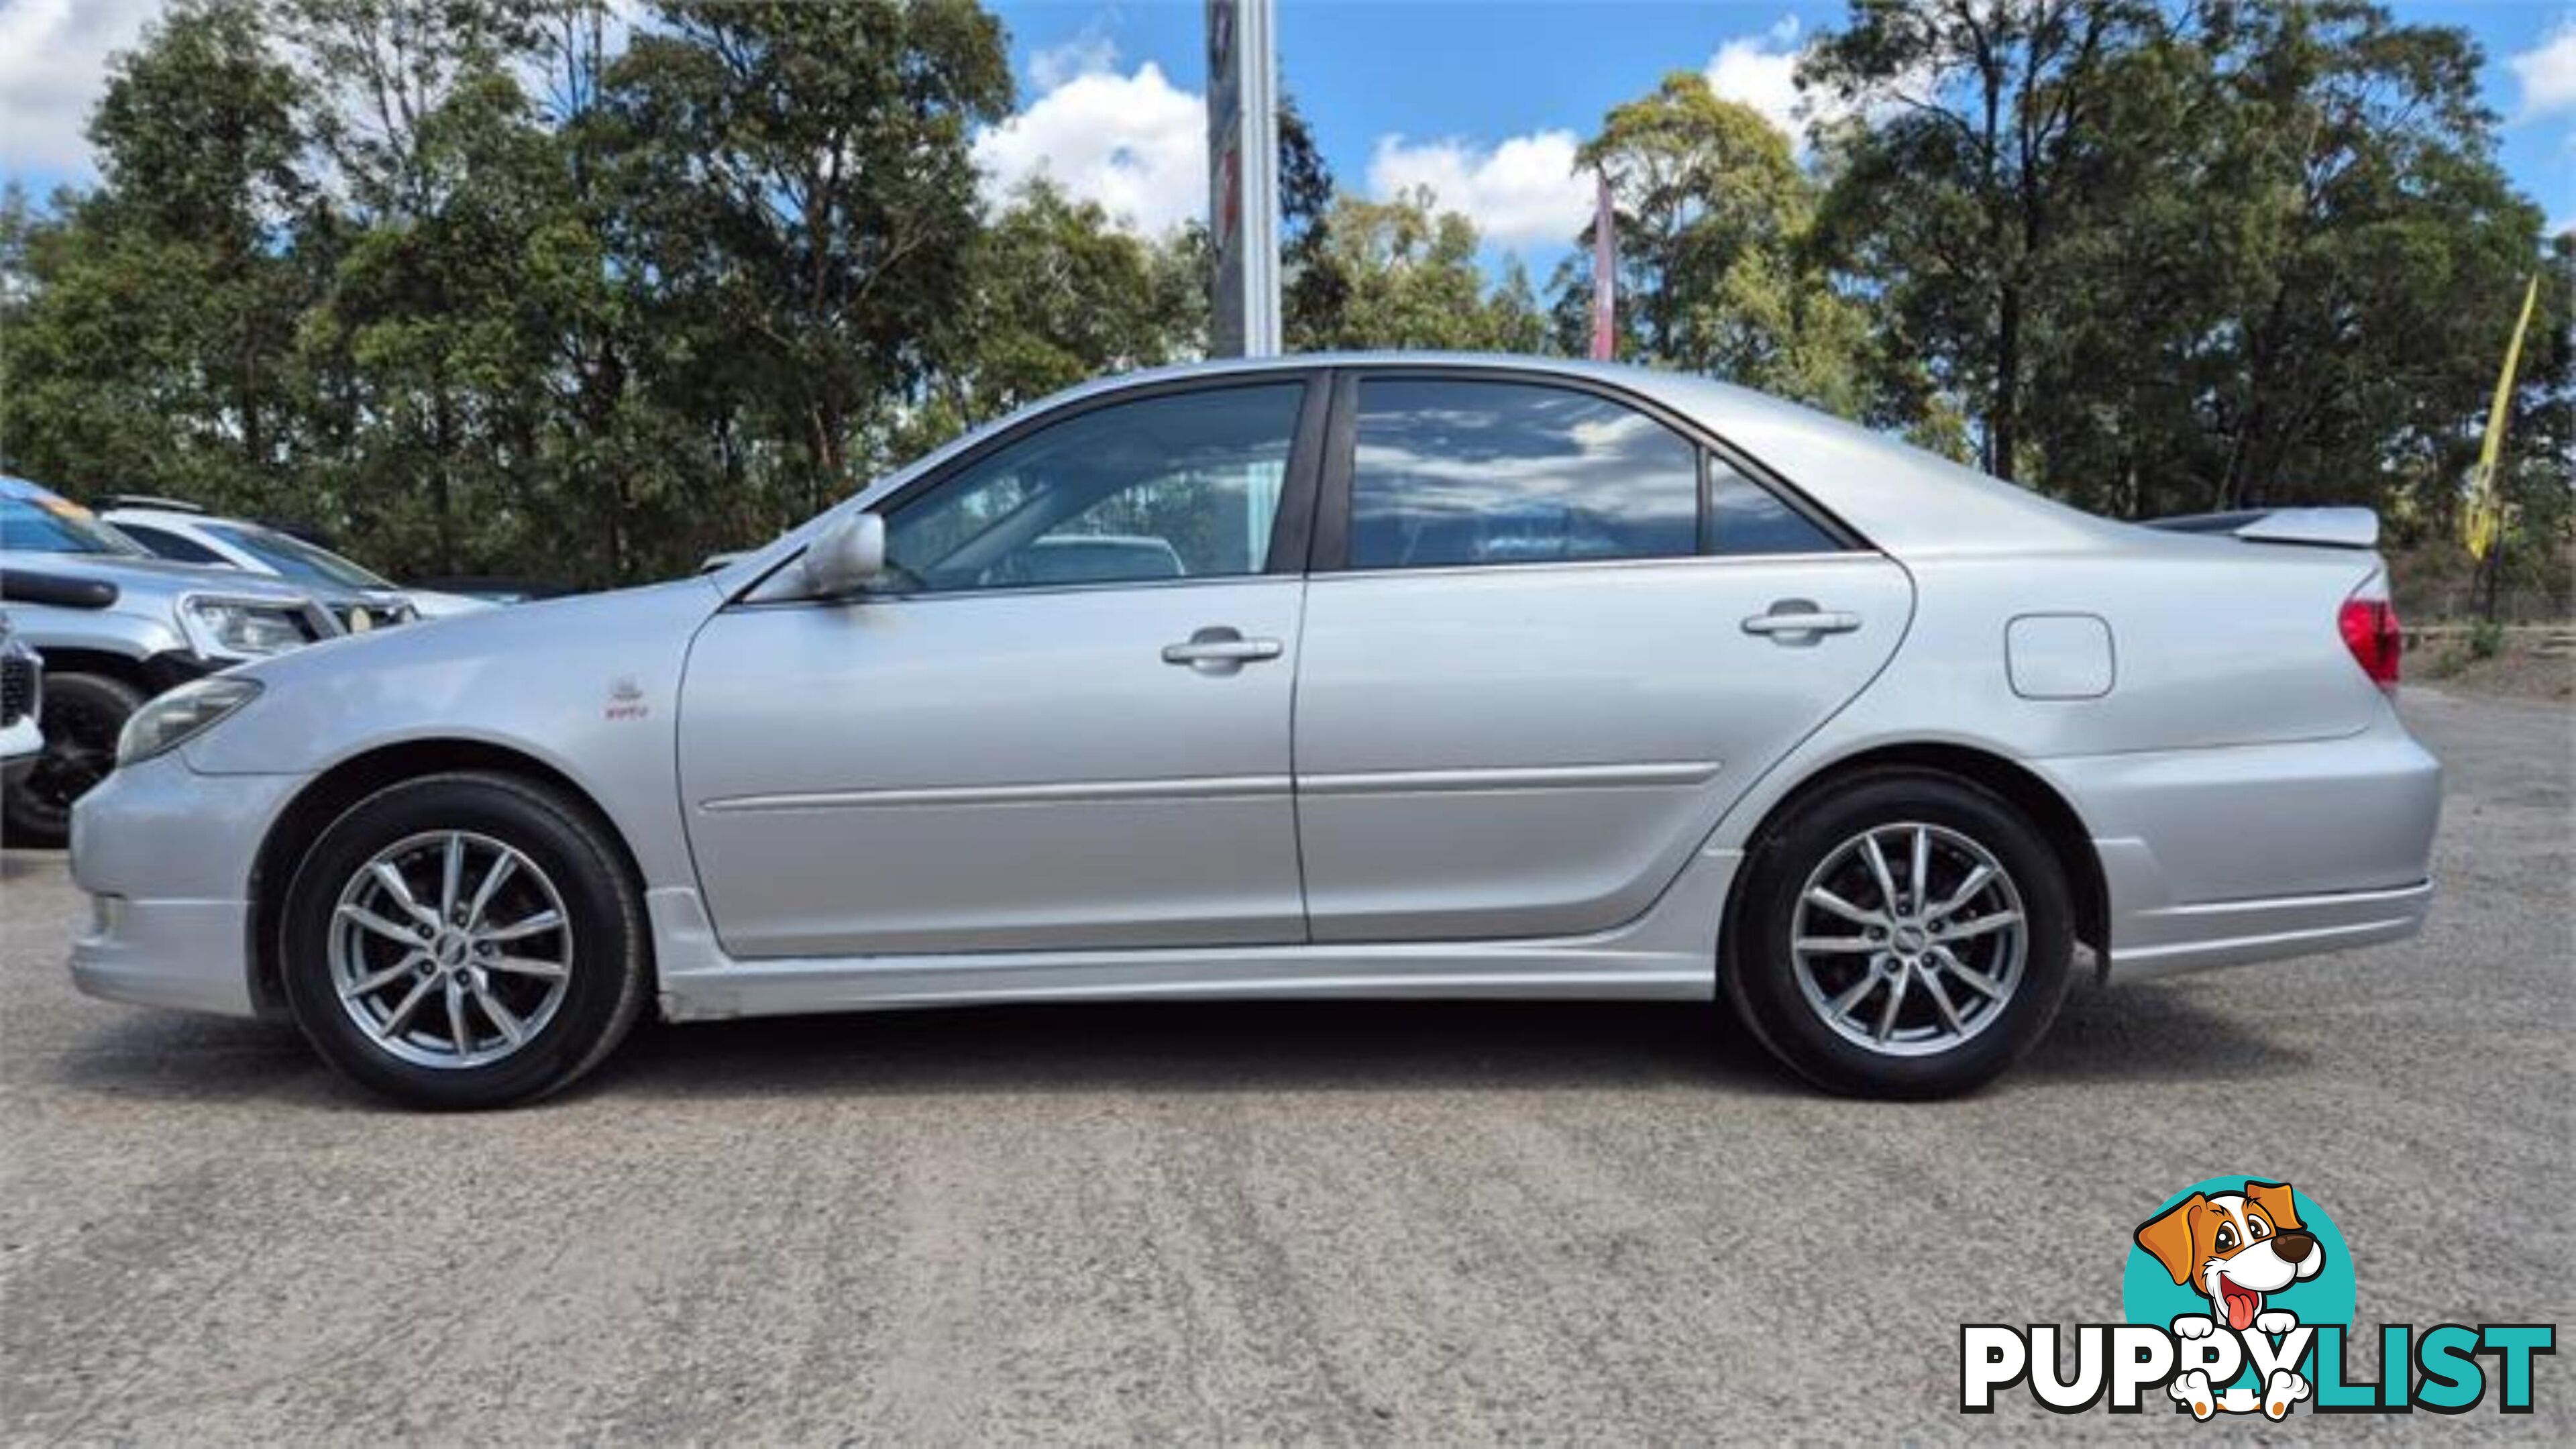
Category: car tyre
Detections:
[
  {"x1": 1723, "y1": 768, "x2": 2074, "y2": 1099},
  {"x1": 3, "y1": 670, "x2": 145, "y2": 848},
  {"x1": 280, "y1": 771, "x2": 649, "y2": 1110}
]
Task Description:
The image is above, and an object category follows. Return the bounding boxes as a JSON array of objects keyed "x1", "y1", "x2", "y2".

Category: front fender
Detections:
[{"x1": 182, "y1": 580, "x2": 722, "y2": 890}]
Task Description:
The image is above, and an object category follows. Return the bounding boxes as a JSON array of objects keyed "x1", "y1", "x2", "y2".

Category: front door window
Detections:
[{"x1": 885, "y1": 384, "x2": 1305, "y2": 592}]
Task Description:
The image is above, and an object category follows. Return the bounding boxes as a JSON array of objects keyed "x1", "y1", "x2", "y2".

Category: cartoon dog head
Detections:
[{"x1": 2135, "y1": 1180, "x2": 2324, "y2": 1331}]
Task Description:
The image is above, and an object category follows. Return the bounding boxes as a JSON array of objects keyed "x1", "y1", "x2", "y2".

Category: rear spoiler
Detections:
[{"x1": 2141, "y1": 506, "x2": 2378, "y2": 549}]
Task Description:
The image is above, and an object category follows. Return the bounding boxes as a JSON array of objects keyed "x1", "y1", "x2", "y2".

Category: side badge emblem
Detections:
[{"x1": 606, "y1": 676, "x2": 649, "y2": 720}]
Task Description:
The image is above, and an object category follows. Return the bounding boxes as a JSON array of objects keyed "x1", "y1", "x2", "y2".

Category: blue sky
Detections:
[
  {"x1": 977, "y1": 0, "x2": 2573, "y2": 276},
  {"x1": 5, "y1": 0, "x2": 2569, "y2": 278}
]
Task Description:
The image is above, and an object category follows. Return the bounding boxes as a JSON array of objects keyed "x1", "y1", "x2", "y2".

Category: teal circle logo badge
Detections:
[
  {"x1": 2125, "y1": 1177, "x2": 2355, "y2": 1418},
  {"x1": 1960, "y1": 1177, "x2": 2552, "y2": 1417}
]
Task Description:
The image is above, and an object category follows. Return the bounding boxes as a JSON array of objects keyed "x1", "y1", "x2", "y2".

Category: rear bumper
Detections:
[
  {"x1": 2041, "y1": 718, "x2": 2440, "y2": 981},
  {"x1": 2097, "y1": 877, "x2": 2431, "y2": 979}
]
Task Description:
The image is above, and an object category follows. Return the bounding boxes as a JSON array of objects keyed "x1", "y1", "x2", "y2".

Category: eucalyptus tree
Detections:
[
  {"x1": 0, "y1": 0, "x2": 315, "y2": 509},
  {"x1": 602, "y1": 0, "x2": 1010, "y2": 521},
  {"x1": 1558, "y1": 73, "x2": 1866, "y2": 414}
]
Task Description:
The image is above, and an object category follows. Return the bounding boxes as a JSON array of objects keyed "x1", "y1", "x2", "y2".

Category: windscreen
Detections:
[{"x1": 207, "y1": 523, "x2": 395, "y2": 590}]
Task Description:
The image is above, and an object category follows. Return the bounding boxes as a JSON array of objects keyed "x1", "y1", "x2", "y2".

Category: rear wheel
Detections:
[
  {"x1": 280, "y1": 771, "x2": 648, "y2": 1109},
  {"x1": 3, "y1": 671, "x2": 143, "y2": 847},
  {"x1": 1723, "y1": 769, "x2": 2074, "y2": 1098}
]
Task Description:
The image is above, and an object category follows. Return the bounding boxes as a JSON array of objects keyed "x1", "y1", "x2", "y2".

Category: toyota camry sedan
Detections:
[{"x1": 67, "y1": 356, "x2": 2440, "y2": 1108}]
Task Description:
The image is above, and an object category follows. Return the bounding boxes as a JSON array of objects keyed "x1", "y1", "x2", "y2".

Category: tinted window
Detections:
[
  {"x1": 115, "y1": 523, "x2": 229, "y2": 565},
  {"x1": 1348, "y1": 380, "x2": 1698, "y2": 569},
  {"x1": 206, "y1": 523, "x2": 393, "y2": 589},
  {"x1": 1707, "y1": 460, "x2": 1839, "y2": 555},
  {"x1": 0, "y1": 495, "x2": 147, "y2": 556},
  {"x1": 887, "y1": 384, "x2": 1301, "y2": 593}
]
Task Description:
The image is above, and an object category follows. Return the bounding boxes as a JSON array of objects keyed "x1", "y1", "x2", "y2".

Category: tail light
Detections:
[{"x1": 2338, "y1": 593, "x2": 2402, "y2": 692}]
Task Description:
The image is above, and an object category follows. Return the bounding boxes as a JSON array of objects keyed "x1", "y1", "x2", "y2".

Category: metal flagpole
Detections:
[
  {"x1": 1590, "y1": 171, "x2": 1616, "y2": 362},
  {"x1": 1206, "y1": 0, "x2": 1281, "y2": 358}
]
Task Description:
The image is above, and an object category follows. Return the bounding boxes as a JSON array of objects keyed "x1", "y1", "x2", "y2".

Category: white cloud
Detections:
[
  {"x1": 972, "y1": 54, "x2": 1205, "y2": 235},
  {"x1": 1703, "y1": 15, "x2": 1809, "y2": 138},
  {"x1": 1699, "y1": 13, "x2": 1933, "y2": 147},
  {"x1": 1028, "y1": 32, "x2": 1119, "y2": 93},
  {"x1": 0, "y1": 0, "x2": 160, "y2": 177},
  {"x1": 2510, "y1": 19, "x2": 2576, "y2": 119},
  {"x1": 1366, "y1": 130, "x2": 1591, "y2": 249}
]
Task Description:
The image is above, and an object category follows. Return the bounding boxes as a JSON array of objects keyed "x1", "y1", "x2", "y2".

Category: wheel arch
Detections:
[
  {"x1": 246, "y1": 738, "x2": 651, "y2": 1016},
  {"x1": 1721, "y1": 741, "x2": 2110, "y2": 966},
  {"x1": 29, "y1": 647, "x2": 153, "y2": 694}
]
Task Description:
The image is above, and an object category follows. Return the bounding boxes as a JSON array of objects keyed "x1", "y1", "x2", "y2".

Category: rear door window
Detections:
[{"x1": 1345, "y1": 378, "x2": 1700, "y2": 569}]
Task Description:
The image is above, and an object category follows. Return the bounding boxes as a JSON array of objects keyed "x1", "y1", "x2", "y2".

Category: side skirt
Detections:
[{"x1": 652, "y1": 848, "x2": 1740, "y2": 1022}]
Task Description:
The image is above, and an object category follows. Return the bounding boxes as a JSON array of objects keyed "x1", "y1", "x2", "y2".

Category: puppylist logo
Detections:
[{"x1": 1960, "y1": 1177, "x2": 2555, "y2": 1419}]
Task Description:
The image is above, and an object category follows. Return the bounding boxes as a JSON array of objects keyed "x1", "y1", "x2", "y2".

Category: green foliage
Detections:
[
  {"x1": 0, "y1": 0, "x2": 2563, "y2": 593},
  {"x1": 1291, "y1": 189, "x2": 1544, "y2": 352},
  {"x1": 907, "y1": 178, "x2": 1205, "y2": 451},
  {"x1": 1554, "y1": 72, "x2": 1867, "y2": 414},
  {"x1": 0, "y1": 1, "x2": 314, "y2": 516},
  {"x1": 3, "y1": 0, "x2": 1022, "y2": 585},
  {"x1": 1804, "y1": 0, "x2": 2562, "y2": 527},
  {"x1": 2468, "y1": 617, "x2": 2506, "y2": 660}
]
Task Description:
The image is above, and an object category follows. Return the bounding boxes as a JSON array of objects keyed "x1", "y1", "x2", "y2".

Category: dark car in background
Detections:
[{"x1": 0, "y1": 476, "x2": 341, "y2": 843}]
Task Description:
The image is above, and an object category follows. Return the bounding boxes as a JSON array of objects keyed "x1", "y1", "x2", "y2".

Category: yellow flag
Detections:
[{"x1": 2464, "y1": 273, "x2": 2541, "y2": 561}]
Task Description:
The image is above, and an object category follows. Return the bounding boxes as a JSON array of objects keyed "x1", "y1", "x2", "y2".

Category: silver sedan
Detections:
[{"x1": 66, "y1": 356, "x2": 2440, "y2": 1108}]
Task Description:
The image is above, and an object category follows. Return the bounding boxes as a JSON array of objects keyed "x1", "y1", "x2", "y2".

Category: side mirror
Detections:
[{"x1": 802, "y1": 512, "x2": 889, "y2": 597}]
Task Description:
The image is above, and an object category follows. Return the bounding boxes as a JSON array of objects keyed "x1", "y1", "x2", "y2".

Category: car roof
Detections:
[{"x1": 975, "y1": 354, "x2": 2129, "y2": 558}]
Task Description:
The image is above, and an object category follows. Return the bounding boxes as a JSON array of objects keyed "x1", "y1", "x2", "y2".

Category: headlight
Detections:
[
  {"x1": 117, "y1": 678, "x2": 262, "y2": 765},
  {"x1": 187, "y1": 599, "x2": 312, "y2": 657}
]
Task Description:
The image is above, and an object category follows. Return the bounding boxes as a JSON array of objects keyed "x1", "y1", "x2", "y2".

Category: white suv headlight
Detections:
[
  {"x1": 117, "y1": 678, "x2": 262, "y2": 765},
  {"x1": 186, "y1": 599, "x2": 313, "y2": 658}
]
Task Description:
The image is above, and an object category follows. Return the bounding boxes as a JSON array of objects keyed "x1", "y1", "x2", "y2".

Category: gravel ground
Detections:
[
  {"x1": 1, "y1": 688, "x2": 2568, "y2": 1444},
  {"x1": 2413, "y1": 626, "x2": 2575, "y2": 704}
]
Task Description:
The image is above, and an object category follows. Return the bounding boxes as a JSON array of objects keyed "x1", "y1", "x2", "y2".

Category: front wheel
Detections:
[
  {"x1": 1723, "y1": 769, "x2": 2075, "y2": 1098},
  {"x1": 3, "y1": 671, "x2": 144, "y2": 847},
  {"x1": 280, "y1": 771, "x2": 649, "y2": 1109}
]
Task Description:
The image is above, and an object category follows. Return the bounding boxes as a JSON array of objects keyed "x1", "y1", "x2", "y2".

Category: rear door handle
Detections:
[
  {"x1": 1162, "y1": 627, "x2": 1283, "y2": 672},
  {"x1": 1742, "y1": 600, "x2": 1862, "y2": 640}
]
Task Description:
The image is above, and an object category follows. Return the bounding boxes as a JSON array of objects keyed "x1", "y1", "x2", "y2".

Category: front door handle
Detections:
[
  {"x1": 1742, "y1": 599, "x2": 1862, "y2": 642},
  {"x1": 1162, "y1": 627, "x2": 1283, "y2": 673}
]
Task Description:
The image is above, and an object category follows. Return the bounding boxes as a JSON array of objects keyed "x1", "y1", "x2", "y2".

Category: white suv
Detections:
[{"x1": 99, "y1": 499, "x2": 490, "y2": 625}]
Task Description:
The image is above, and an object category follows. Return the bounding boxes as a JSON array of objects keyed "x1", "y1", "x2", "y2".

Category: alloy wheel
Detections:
[
  {"x1": 1789, "y1": 821, "x2": 2027, "y2": 1057},
  {"x1": 328, "y1": 830, "x2": 574, "y2": 1070}
]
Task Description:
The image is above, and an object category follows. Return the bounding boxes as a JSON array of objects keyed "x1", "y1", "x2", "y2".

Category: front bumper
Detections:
[
  {"x1": 1, "y1": 714, "x2": 41, "y2": 781},
  {"x1": 2042, "y1": 716, "x2": 2442, "y2": 981},
  {"x1": 68, "y1": 751, "x2": 308, "y2": 1020}
]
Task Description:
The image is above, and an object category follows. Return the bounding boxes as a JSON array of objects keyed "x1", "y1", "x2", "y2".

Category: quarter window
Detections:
[
  {"x1": 1706, "y1": 458, "x2": 1840, "y2": 555},
  {"x1": 109, "y1": 522, "x2": 229, "y2": 565},
  {"x1": 1347, "y1": 379, "x2": 1699, "y2": 569},
  {"x1": 885, "y1": 384, "x2": 1303, "y2": 592}
]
